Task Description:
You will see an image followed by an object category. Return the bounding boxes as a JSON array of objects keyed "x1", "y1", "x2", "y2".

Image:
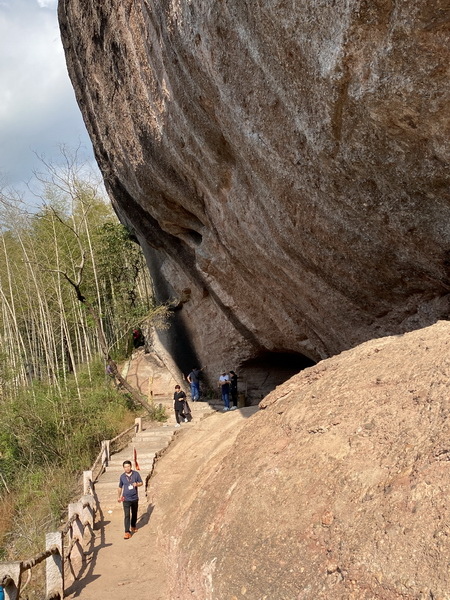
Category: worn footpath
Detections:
[{"x1": 64, "y1": 397, "x2": 257, "y2": 600}]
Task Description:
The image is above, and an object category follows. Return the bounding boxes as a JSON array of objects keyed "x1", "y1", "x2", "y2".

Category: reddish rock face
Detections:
[
  {"x1": 154, "y1": 322, "x2": 450, "y2": 599},
  {"x1": 58, "y1": 1, "x2": 450, "y2": 393}
]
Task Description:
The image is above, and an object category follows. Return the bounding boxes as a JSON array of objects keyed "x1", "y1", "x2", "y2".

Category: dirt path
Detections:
[
  {"x1": 65, "y1": 407, "x2": 258, "y2": 600},
  {"x1": 65, "y1": 499, "x2": 167, "y2": 599}
]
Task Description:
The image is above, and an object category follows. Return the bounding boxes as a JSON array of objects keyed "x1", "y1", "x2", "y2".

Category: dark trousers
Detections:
[
  {"x1": 123, "y1": 500, "x2": 138, "y2": 532},
  {"x1": 175, "y1": 409, "x2": 183, "y2": 424}
]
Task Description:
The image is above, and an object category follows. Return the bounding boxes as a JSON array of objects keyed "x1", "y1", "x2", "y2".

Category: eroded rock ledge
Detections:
[{"x1": 58, "y1": 1, "x2": 450, "y2": 392}]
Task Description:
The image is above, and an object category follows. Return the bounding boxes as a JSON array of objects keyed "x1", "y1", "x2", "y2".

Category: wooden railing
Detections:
[{"x1": 0, "y1": 417, "x2": 142, "y2": 600}]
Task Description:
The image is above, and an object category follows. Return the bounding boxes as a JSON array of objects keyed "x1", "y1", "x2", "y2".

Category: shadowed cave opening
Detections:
[
  {"x1": 239, "y1": 351, "x2": 316, "y2": 403},
  {"x1": 180, "y1": 228, "x2": 203, "y2": 247}
]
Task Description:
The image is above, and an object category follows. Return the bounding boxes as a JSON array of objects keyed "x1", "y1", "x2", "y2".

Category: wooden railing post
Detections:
[
  {"x1": 134, "y1": 417, "x2": 142, "y2": 433},
  {"x1": 83, "y1": 470, "x2": 93, "y2": 495},
  {"x1": 45, "y1": 532, "x2": 63, "y2": 600}
]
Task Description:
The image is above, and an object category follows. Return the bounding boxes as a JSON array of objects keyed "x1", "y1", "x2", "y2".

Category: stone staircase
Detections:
[{"x1": 93, "y1": 398, "x2": 216, "y2": 511}]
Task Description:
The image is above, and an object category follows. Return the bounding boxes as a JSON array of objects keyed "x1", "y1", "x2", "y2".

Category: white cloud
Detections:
[
  {"x1": 0, "y1": 0, "x2": 95, "y2": 194},
  {"x1": 36, "y1": 0, "x2": 58, "y2": 9}
]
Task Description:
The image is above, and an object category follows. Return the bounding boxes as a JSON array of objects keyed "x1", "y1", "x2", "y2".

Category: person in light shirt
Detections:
[{"x1": 218, "y1": 371, "x2": 231, "y2": 411}]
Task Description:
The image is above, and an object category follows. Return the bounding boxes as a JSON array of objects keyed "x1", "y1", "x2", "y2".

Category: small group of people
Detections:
[
  {"x1": 173, "y1": 366, "x2": 239, "y2": 421},
  {"x1": 218, "y1": 370, "x2": 238, "y2": 411}
]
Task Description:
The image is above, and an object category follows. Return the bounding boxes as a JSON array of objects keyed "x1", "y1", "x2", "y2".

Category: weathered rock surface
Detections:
[
  {"x1": 59, "y1": 1, "x2": 450, "y2": 391},
  {"x1": 153, "y1": 321, "x2": 450, "y2": 599}
]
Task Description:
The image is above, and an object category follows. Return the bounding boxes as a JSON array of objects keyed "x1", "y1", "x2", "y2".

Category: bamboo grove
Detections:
[
  {"x1": 0, "y1": 169, "x2": 155, "y2": 399},
  {"x1": 0, "y1": 155, "x2": 171, "y2": 568}
]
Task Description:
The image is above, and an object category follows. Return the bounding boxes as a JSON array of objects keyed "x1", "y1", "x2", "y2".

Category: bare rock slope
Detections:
[
  {"x1": 59, "y1": 1, "x2": 450, "y2": 385},
  {"x1": 154, "y1": 321, "x2": 450, "y2": 599}
]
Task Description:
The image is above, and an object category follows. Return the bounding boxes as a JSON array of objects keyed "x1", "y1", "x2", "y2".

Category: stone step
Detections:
[
  {"x1": 106, "y1": 461, "x2": 156, "y2": 471},
  {"x1": 96, "y1": 469, "x2": 153, "y2": 487},
  {"x1": 159, "y1": 401, "x2": 215, "y2": 409},
  {"x1": 91, "y1": 394, "x2": 217, "y2": 514},
  {"x1": 132, "y1": 430, "x2": 174, "y2": 438},
  {"x1": 131, "y1": 437, "x2": 173, "y2": 446},
  {"x1": 109, "y1": 448, "x2": 159, "y2": 458},
  {"x1": 132, "y1": 429, "x2": 175, "y2": 437}
]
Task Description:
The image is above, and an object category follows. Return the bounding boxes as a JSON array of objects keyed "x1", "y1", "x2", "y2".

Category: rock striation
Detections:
[{"x1": 58, "y1": 1, "x2": 450, "y2": 392}]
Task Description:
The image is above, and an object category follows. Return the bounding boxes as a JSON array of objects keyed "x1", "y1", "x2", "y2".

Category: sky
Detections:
[{"x1": 0, "y1": 0, "x2": 96, "y2": 196}]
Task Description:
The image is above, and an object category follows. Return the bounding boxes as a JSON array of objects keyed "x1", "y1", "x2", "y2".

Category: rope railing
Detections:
[{"x1": 0, "y1": 417, "x2": 142, "y2": 600}]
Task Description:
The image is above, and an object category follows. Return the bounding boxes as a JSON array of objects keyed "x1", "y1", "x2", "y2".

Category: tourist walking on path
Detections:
[
  {"x1": 187, "y1": 366, "x2": 204, "y2": 401},
  {"x1": 118, "y1": 460, "x2": 143, "y2": 539},
  {"x1": 229, "y1": 370, "x2": 238, "y2": 410},
  {"x1": 173, "y1": 385, "x2": 187, "y2": 427},
  {"x1": 218, "y1": 371, "x2": 231, "y2": 411}
]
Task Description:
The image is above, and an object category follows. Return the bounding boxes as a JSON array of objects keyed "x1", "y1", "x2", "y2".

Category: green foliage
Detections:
[
  {"x1": 0, "y1": 155, "x2": 170, "y2": 565},
  {"x1": 0, "y1": 169, "x2": 164, "y2": 393},
  {"x1": 0, "y1": 358, "x2": 136, "y2": 559},
  {"x1": 148, "y1": 401, "x2": 168, "y2": 423},
  {"x1": 0, "y1": 359, "x2": 133, "y2": 485}
]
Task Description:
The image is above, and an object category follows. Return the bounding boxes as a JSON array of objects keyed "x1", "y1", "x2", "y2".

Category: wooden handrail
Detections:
[
  {"x1": 64, "y1": 538, "x2": 78, "y2": 561},
  {"x1": 0, "y1": 417, "x2": 142, "y2": 599},
  {"x1": 110, "y1": 423, "x2": 136, "y2": 444},
  {"x1": 90, "y1": 447, "x2": 104, "y2": 475}
]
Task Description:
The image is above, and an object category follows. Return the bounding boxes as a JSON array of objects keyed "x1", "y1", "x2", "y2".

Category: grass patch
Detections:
[{"x1": 0, "y1": 358, "x2": 137, "y2": 563}]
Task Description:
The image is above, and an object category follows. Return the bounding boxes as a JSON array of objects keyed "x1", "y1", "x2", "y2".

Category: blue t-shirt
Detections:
[{"x1": 119, "y1": 470, "x2": 143, "y2": 501}]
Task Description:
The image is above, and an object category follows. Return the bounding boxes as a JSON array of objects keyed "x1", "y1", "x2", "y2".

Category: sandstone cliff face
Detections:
[
  {"x1": 58, "y1": 1, "x2": 450, "y2": 390},
  {"x1": 153, "y1": 321, "x2": 450, "y2": 599}
]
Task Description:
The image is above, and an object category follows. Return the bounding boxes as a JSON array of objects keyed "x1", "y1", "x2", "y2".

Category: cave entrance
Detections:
[{"x1": 239, "y1": 351, "x2": 316, "y2": 404}]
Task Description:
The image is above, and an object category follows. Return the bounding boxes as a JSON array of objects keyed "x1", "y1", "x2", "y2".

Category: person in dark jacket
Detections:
[
  {"x1": 229, "y1": 370, "x2": 238, "y2": 410},
  {"x1": 173, "y1": 385, "x2": 187, "y2": 427},
  {"x1": 132, "y1": 327, "x2": 145, "y2": 349}
]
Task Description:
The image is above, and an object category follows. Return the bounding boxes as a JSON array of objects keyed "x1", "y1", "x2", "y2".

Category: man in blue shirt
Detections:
[
  {"x1": 187, "y1": 367, "x2": 204, "y2": 401},
  {"x1": 118, "y1": 460, "x2": 143, "y2": 539}
]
